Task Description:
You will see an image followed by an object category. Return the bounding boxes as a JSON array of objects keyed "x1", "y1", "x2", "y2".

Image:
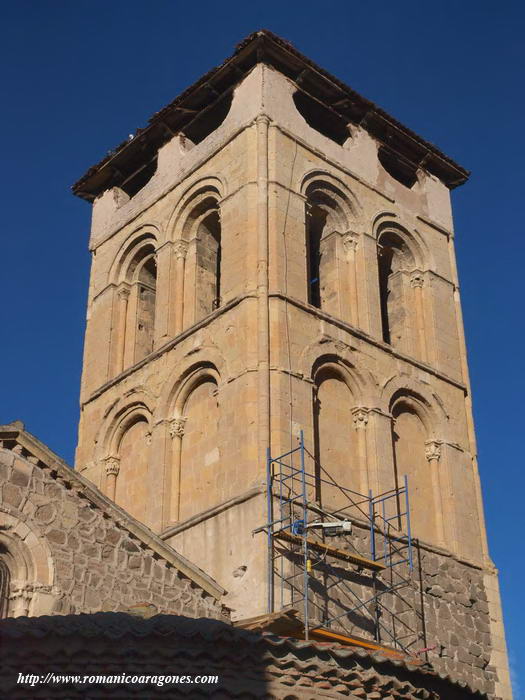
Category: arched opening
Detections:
[
  {"x1": 178, "y1": 377, "x2": 220, "y2": 521},
  {"x1": 293, "y1": 91, "x2": 349, "y2": 145},
  {"x1": 181, "y1": 194, "x2": 222, "y2": 324},
  {"x1": 114, "y1": 414, "x2": 150, "y2": 524},
  {"x1": 120, "y1": 156, "x2": 158, "y2": 198},
  {"x1": 183, "y1": 92, "x2": 233, "y2": 145},
  {"x1": 313, "y1": 366, "x2": 358, "y2": 511},
  {"x1": 128, "y1": 245, "x2": 157, "y2": 363},
  {"x1": 378, "y1": 147, "x2": 418, "y2": 189},
  {"x1": 391, "y1": 399, "x2": 436, "y2": 543},
  {"x1": 0, "y1": 535, "x2": 33, "y2": 617},
  {"x1": 306, "y1": 201, "x2": 324, "y2": 308},
  {"x1": 305, "y1": 182, "x2": 350, "y2": 314},
  {"x1": 0, "y1": 559, "x2": 10, "y2": 618},
  {"x1": 377, "y1": 230, "x2": 414, "y2": 349},
  {"x1": 196, "y1": 208, "x2": 221, "y2": 319}
]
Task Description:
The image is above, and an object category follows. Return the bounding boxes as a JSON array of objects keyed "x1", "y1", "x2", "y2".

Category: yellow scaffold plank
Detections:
[{"x1": 273, "y1": 530, "x2": 386, "y2": 572}]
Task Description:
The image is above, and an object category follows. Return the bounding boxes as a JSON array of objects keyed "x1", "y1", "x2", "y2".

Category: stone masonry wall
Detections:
[
  {"x1": 0, "y1": 445, "x2": 228, "y2": 622},
  {"x1": 283, "y1": 519, "x2": 496, "y2": 697}
]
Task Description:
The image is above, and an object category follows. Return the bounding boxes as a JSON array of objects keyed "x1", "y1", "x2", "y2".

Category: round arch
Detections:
[
  {"x1": 99, "y1": 394, "x2": 154, "y2": 458},
  {"x1": 300, "y1": 170, "x2": 363, "y2": 227},
  {"x1": 372, "y1": 213, "x2": 430, "y2": 271},
  {"x1": 300, "y1": 340, "x2": 377, "y2": 406},
  {"x1": 166, "y1": 361, "x2": 222, "y2": 421},
  {"x1": 109, "y1": 226, "x2": 160, "y2": 285},
  {"x1": 380, "y1": 374, "x2": 448, "y2": 439},
  {"x1": 167, "y1": 176, "x2": 225, "y2": 243},
  {"x1": 0, "y1": 510, "x2": 55, "y2": 617},
  {"x1": 158, "y1": 349, "x2": 227, "y2": 420}
]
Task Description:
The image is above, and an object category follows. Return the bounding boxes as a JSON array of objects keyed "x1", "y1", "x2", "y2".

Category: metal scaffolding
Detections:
[{"x1": 255, "y1": 431, "x2": 421, "y2": 652}]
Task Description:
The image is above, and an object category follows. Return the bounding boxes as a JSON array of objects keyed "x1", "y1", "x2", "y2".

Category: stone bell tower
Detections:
[{"x1": 73, "y1": 31, "x2": 511, "y2": 698}]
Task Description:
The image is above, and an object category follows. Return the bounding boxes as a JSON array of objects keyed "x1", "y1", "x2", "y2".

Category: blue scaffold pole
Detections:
[
  {"x1": 404, "y1": 474, "x2": 413, "y2": 571},
  {"x1": 299, "y1": 430, "x2": 310, "y2": 639},
  {"x1": 369, "y1": 489, "x2": 375, "y2": 561},
  {"x1": 267, "y1": 446, "x2": 274, "y2": 613}
]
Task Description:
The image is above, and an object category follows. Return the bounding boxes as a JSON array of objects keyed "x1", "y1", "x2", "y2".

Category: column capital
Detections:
[
  {"x1": 255, "y1": 114, "x2": 271, "y2": 126},
  {"x1": 352, "y1": 407, "x2": 370, "y2": 429},
  {"x1": 410, "y1": 270, "x2": 425, "y2": 288},
  {"x1": 104, "y1": 456, "x2": 120, "y2": 476},
  {"x1": 173, "y1": 239, "x2": 189, "y2": 260},
  {"x1": 425, "y1": 439, "x2": 442, "y2": 462},
  {"x1": 169, "y1": 417, "x2": 187, "y2": 439},
  {"x1": 10, "y1": 581, "x2": 34, "y2": 615},
  {"x1": 117, "y1": 286, "x2": 130, "y2": 301},
  {"x1": 342, "y1": 231, "x2": 359, "y2": 255}
]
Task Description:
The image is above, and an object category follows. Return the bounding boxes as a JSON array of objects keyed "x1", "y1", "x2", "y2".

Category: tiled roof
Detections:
[{"x1": 1, "y1": 613, "x2": 488, "y2": 698}]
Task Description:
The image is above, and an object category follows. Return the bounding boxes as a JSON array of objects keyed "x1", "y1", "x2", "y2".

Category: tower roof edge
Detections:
[{"x1": 72, "y1": 29, "x2": 469, "y2": 202}]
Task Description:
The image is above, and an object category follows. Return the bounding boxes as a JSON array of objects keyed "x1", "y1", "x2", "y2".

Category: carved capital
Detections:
[
  {"x1": 169, "y1": 417, "x2": 187, "y2": 439},
  {"x1": 352, "y1": 407, "x2": 370, "y2": 429},
  {"x1": 342, "y1": 232, "x2": 359, "y2": 255},
  {"x1": 104, "y1": 456, "x2": 120, "y2": 477},
  {"x1": 173, "y1": 239, "x2": 188, "y2": 260},
  {"x1": 256, "y1": 114, "x2": 271, "y2": 126},
  {"x1": 410, "y1": 271, "x2": 424, "y2": 289},
  {"x1": 117, "y1": 286, "x2": 130, "y2": 301},
  {"x1": 425, "y1": 440, "x2": 442, "y2": 462},
  {"x1": 10, "y1": 581, "x2": 35, "y2": 615}
]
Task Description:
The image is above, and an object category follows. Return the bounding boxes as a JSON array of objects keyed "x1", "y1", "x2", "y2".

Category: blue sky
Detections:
[{"x1": 1, "y1": 0, "x2": 523, "y2": 689}]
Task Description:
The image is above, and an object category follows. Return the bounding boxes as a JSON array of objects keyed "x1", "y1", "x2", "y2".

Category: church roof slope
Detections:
[{"x1": 0, "y1": 421, "x2": 226, "y2": 600}]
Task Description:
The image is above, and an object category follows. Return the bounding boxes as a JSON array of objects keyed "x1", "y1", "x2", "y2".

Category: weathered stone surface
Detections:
[
  {"x1": 35, "y1": 503, "x2": 55, "y2": 523},
  {"x1": 3, "y1": 483, "x2": 22, "y2": 507},
  {"x1": 46, "y1": 529, "x2": 67, "y2": 545}
]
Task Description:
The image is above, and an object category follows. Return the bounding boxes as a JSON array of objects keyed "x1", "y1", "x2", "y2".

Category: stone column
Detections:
[
  {"x1": 115, "y1": 287, "x2": 130, "y2": 375},
  {"x1": 425, "y1": 439, "x2": 445, "y2": 546},
  {"x1": 104, "y1": 456, "x2": 120, "y2": 502},
  {"x1": 123, "y1": 282, "x2": 139, "y2": 368},
  {"x1": 318, "y1": 230, "x2": 342, "y2": 318},
  {"x1": 343, "y1": 232, "x2": 359, "y2": 327},
  {"x1": 153, "y1": 242, "x2": 172, "y2": 347},
  {"x1": 10, "y1": 582, "x2": 33, "y2": 617},
  {"x1": 410, "y1": 270, "x2": 428, "y2": 363},
  {"x1": 357, "y1": 232, "x2": 382, "y2": 338},
  {"x1": 169, "y1": 417, "x2": 186, "y2": 522},
  {"x1": 352, "y1": 406, "x2": 370, "y2": 496},
  {"x1": 173, "y1": 240, "x2": 188, "y2": 335}
]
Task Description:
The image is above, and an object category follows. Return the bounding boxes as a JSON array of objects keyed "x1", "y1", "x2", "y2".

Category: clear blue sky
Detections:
[{"x1": 1, "y1": 0, "x2": 523, "y2": 691}]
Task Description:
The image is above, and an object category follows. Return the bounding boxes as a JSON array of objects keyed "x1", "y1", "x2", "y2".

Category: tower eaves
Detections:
[{"x1": 72, "y1": 29, "x2": 469, "y2": 202}]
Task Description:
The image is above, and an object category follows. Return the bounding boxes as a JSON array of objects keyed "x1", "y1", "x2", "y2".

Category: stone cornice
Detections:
[
  {"x1": 269, "y1": 293, "x2": 468, "y2": 393},
  {"x1": 82, "y1": 293, "x2": 255, "y2": 407},
  {"x1": 161, "y1": 485, "x2": 264, "y2": 540}
]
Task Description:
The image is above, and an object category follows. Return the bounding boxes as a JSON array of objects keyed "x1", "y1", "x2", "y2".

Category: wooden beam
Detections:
[
  {"x1": 273, "y1": 530, "x2": 386, "y2": 572},
  {"x1": 308, "y1": 627, "x2": 422, "y2": 662}
]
